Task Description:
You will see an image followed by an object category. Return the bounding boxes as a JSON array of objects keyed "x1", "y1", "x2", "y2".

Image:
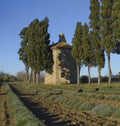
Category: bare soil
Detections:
[
  {"x1": 0, "y1": 83, "x2": 14, "y2": 126},
  {"x1": 10, "y1": 84, "x2": 120, "y2": 126}
]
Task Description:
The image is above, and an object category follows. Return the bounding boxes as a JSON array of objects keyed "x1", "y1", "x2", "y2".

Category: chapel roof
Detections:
[{"x1": 51, "y1": 41, "x2": 71, "y2": 49}]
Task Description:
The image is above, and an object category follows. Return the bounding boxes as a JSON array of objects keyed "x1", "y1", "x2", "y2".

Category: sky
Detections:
[{"x1": 0, "y1": 0, "x2": 120, "y2": 77}]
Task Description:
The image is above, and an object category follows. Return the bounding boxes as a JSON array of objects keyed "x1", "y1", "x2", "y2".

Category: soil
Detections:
[
  {"x1": 9, "y1": 84, "x2": 120, "y2": 126},
  {"x1": 0, "y1": 83, "x2": 14, "y2": 126}
]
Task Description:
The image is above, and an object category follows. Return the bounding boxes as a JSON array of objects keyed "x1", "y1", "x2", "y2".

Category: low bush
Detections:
[
  {"x1": 78, "y1": 102, "x2": 96, "y2": 111},
  {"x1": 113, "y1": 108, "x2": 120, "y2": 118},
  {"x1": 92, "y1": 104, "x2": 116, "y2": 117}
]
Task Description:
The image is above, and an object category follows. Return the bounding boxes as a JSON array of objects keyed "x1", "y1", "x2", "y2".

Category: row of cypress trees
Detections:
[
  {"x1": 18, "y1": 17, "x2": 53, "y2": 83},
  {"x1": 18, "y1": 0, "x2": 120, "y2": 85},
  {"x1": 72, "y1": 0, "x2": 120, "y2": 85}
]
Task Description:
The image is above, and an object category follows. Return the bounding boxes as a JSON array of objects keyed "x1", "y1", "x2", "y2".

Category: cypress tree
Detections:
[
  {"x1": 89, "y1": 0, "x2": 105, "y2": 85},
  {"x1": 82, "y1": 23, "x2": 95, "y2": 85},
  {"x1": 27, "y1": 17, "x2": 53, "y2": 83},
  {"x1": 100, "y1": 0, "x2": 113, "y2": 84},
  {"x1": 72, "y1": 22, "x2": 83, "y2": 84},
  {"x1": 18, "y1": 27, "x2": 29, "y2": 81},
  {"x1": 112, "y1": 0, "x2": 120, "y2": 54}
]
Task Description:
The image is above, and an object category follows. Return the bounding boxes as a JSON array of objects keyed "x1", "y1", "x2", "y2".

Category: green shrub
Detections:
[
  {"x1": 78, "y1": 102, "x2": 96, "y2": 111},
  {"x1": 92, "y1": 104, "x2": 116, "y2": 117},
  {"x1": 113, "y1": 108, "x2": 120, "y2": 118},
  {"x1": 38, "y1": 92, "x2": 51, "y2": 98}
]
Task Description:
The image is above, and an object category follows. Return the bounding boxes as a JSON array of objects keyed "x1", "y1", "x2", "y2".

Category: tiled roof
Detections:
[{"x1": 51, "y1": 42, "x2": 71, "y2": 49}]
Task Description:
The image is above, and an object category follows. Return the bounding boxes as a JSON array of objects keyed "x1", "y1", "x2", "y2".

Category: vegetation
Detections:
[
  {"x1": 89, "y1": 0, "x2": 105, "y2": 85},
  {"x1": 71, "y1": 22, "x2": 83, "y2": 84},
  {"x1": 112, "y1": 0, "x2": 120, "y2": 54},
  {"x1": 18, "y1": 17, "x2": 53, "y2": 84},
  {"x1": 0, "y1": 71, "x2": 17, "y2": 82},
  {"x1": 82, "y1": 23, "x2": 95, "y2": 85},
  {"x1": 6, "y1": 83, "x2": 46, "y2": 126},
  {"x1": 100, "y1": 0, "x2": 114, "y2": 84},
  {"x1": 13, "y1": 82, "x2": 120, "y2": 122},
  {"x1": 16, "y1": 1, "x2": 120, "y2": 85}
]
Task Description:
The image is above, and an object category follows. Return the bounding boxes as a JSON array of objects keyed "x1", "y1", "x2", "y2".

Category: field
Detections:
[{"x1": 0, "y1": 82, "x2": 120, "y2": 126}]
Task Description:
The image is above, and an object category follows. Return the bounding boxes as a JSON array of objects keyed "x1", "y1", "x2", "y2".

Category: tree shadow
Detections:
[{"x1": 10, "y1": 85, "x2": 73, "y2": 126}]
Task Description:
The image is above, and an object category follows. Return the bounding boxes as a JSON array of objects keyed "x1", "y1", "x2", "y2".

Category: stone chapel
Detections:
[{"x1": 45, "y1": 33, "x2": 77, "y2": 84}]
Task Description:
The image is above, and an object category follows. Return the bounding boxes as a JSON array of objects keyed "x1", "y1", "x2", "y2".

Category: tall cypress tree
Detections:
[
  {"x1": 27, "y1": 17, "x2": 52, "y2": 83},
  {"x1": 89, "y1": 0, "x2": 105, "y2": 85},
  {"x1": 72, "y1": 22, "x2": 83, "y2": 84},
  {"x1": 100, "y1": 0, "x2": 113, "y2": 84},
  {"x1": 82, "y1": 23, "x2": 95, "y2": 85},
  {"x1": 18, "y1": 27, "x2": 29, "y2": 81},
  {"x1": 111, "y1": 0, "x2": 120, "y2": 54}
]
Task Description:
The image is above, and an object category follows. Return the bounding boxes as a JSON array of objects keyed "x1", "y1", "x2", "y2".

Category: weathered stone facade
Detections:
[{"x1": 45, "y1": 41, "x2": 77, "y2": 84}]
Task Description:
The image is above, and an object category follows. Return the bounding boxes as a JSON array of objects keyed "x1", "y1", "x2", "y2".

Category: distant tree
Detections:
[
  {"x1": 72, "y1": 22, "x2": 83, "y2": 84},
  {"x1": 89, "y1": 0, "x2": 105, "y2": 85},
  {"x1": 82, "y1": 23, "x2": 95, "y2": 85},
  {"x1": 111, "y1": 0, "x2": 120, "y2": 54},
  {"x1": 100, "y1": 0, "x2": 114, "y2": 84},
  {"x1": 16, "y1": 71, "x2": 27, "y2": 81},
  {"x1": 18, "y1": 27, "x2": 29, "y2": 81}
]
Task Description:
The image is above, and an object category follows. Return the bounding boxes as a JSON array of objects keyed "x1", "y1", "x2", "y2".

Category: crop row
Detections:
[
  {"x1": 6, "y1": 83, "x2": 46, "y2": 126},
  {"x1": 20, "y1": 82, "x2": 120, "y2": 102},
  {"x1": 13, "y1": 83, "x2": 120, "y2": 119},
  {"x1": 37, "y1": 91, "x2": 120, "y2": 118}
]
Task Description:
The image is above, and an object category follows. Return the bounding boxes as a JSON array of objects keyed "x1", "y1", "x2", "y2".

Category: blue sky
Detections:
[{"x1": 0, "y1": 0, "x2": 120, "y2": 77}]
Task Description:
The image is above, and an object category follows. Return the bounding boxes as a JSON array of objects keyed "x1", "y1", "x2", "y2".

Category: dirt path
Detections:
[
  {"x1": 0, "y1": 84, "x2": 14, "y2": 126},
  {"x1": 10, "y1": 84, "x2": 120, "y2": 126}
]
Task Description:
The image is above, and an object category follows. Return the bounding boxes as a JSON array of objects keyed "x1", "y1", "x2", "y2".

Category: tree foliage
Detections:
[
  {"x1": 111, "y1": 0, "x2": 120, "y2": 54},
  {"x1": 82, "y1": 23, "x2": 95, "y2": 84},
  {"x1": 72, "y1": 22, "x2": 83, "y2": 65},
  {"x1": 100, "y1": 0, "x2": 114, "y2": 84},
  {"x1": 89, "y1": 0, "x2": 105, "y2": 84},
  {"x1": 18, "y1": 17, "x2": 53, "y2": 83},
  {"x1": 72, "y1": 22, "x2": 83, "y2": 84}
]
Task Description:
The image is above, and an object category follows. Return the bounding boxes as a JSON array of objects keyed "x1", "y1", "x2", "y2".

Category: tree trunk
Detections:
[
  {"x1": 98, "y1": 65, "x2": 101, "y2": 85},
  {"x1": 36, "y1": 71, "x2": 40, "y2": 84},
  {"x1": 88, "y1": 64, "x2": 91, "y2": 85},
  {"x1": 28, "y1": 69, "x2": 32, "y2": 83},
  {"x1": 26, "y1": 66, "x2": 29, "y2": 81},
  {"x1": 107, "y1": 52, "x2": 112, "y2": 84},
  {"x1": 33, "y1": 70, "x2": 36, "y2": 83},
  {"x1": 77, "y1": 64, "x2": 80, "y2": 84}
]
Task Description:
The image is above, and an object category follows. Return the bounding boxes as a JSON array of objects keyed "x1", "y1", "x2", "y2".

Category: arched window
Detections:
[{"x1": 61, "y1": 72, "x2": 65, "y2": 78}]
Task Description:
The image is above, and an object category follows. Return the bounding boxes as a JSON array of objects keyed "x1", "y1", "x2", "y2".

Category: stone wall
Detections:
[{"x1": 45, "y1": 48, "x2": 77, "y2": 84}]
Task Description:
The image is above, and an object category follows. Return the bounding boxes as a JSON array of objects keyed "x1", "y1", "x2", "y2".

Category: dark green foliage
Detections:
[
  {"x1": 82, "y1": 23, "x2": 95, "y2": 66},
  {"x1": 111, "y1": 0, "x2": 120, "y2": 54},
  {"x1": 100, "y1": 0, "x2": 114, "y2": 53},
  {"x1": 100, "y1": 0, "x2": 114, "y2": 84},
  {"x1": 112, "y1": 0, "x2": 120, "y2": 42},
  {"x1": 80, "y1": 76, "x2": 88, "y2": 84},
  {"x1": 27, "y1": 18, "x2": 50, "y2": 72},
  {"x1": 72, "y1": 22, "x2": 83, "y2": 65},
  {"x1": 18, "y1": 27, "x2": 29, "y2": 80},
  {"x1": 72, "y1": 22, "x2": 83, "y2": 84},
  {"x1": 89, "y1": 0, "x2": 105, "y2": 84},
  {"x1": 82, "y1": 23, "x2": 95, "y2": 84},
  {"x1": 18, "y1": 17, "x2": 53, "y2": 83}
]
